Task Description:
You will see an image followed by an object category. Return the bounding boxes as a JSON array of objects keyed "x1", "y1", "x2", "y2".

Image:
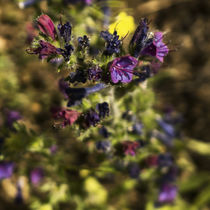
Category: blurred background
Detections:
[{"x1": 0, "y1": 0, "x2": 210, "y2": 209}]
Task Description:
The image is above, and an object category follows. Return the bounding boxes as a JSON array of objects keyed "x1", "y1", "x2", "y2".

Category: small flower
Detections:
[
  {"x1": 83, "y1": 109, "x2": 100, "y2": 127},
  {"x1": 78, "y1": 35, "x2": 89, "y2": 50},
  {"x1": 157, "y1": 118, "x2": 176, "y2": 138},
  {"x1": 95, "y1": 140, "x2": 111, "y2": 152},
  {"x1": 127, "y1": 162, "x2": 140, "y2": 179},
  {"x1": 58, "y1": 44, "x2": 74, "y2": 61},
  {"x1": 6, "y1": 110, "x2": 22, "y2": 128},
  {"x1": 101, "y1": 30, "x2": 121, "y2": 55},
  {"x1": 27, "y1": 40, "x2": 60, "y2": 60},
  {"x1": 109, "y1": 12, "x2": 135, "y2": 38},
  {"x1": 30, "y1": 168, "x2": 44, "y2": 185},
  {"x1": 57, "y1": 21, "x2": 72, "y2": 44},
  {"x1": 52, "y1": 107, "x2": 80, "y2": 128},
  {"x1": 158, "y1": 184, "x2": 177, "y2": 203},
  {"x1": 141, "y1": 32, "x2": 169, "y2": 62},
  {"x1": 0, "y1": 161, "x2": 14, "y2": 180},
  {"x1": 88, "y1": 66, "x2": 102, "y2": 81},
  {"x1": 96, "y1": 102, "x2": 109, "y2": 119},
  {"x1": 122, "y1": 141, "x2": 140, "y2": 156},
  {"x1": 109, "y1": 55, "x2": 138, "y2": 83},
  {"x1": 37, "y1": 14, "x2": 56, "y2": 40}
]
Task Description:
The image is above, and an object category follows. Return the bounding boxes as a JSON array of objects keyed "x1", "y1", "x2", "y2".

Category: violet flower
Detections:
[
  {"x1": 88, "y1": 66, "x2": 102, "y2": 81},
  {"x1": 142, "y1": 32, "x2": 169, "y2": 62},
  {"x1": 6, "y1": 110, "x2": 22, "y2": 128},
  {"x1": 109, "y1": 55, "x2": 138, "y2": 83},
  {"x1": 37, "y1": 14, "x2": 56, "y2": 40},
  {"x1": 122, "y1": 141, "x2": 140, "y2": 156},
  {"x1": 26, "y1": 40, "x2": 61, "y2": 60},
  {"x1": 30, "y1": 168, "x2": 44, "y2": 185},
  {"x1": 83, "y1": 109, "x2": 100, "y2": 127},
  {"x1": 58, "y1": 22, "x2": 72, "y2": 44},
  {"x1": 96, "y1": 140, "x2": 111, "y2": 152},
  {"x1": 158, "y1": 184, "x2": 177, "y2": 203},
  {"x1": 0, "y1": 162, "x2": 14, "y2": 180}
]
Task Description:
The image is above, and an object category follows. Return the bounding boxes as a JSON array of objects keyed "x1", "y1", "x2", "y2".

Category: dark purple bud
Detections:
[
  {"x1": 158, "y1": 184, "x2": 177, "y2": 203},
  {"x1": 37, "y1": 14, "x2": 56, "y2": 40},
  {"x1": 96, "y1": 102, "x2": 109, "y2": 119},
  {"x1": 101, "y1": 30, "x2": 121, "y2": 55},
  {"x1": 58, "y1": 22, "x2": 72, "y2": 44},
  {"x1": 99, "y1": 126, "x2": 110, "y2": 138},
  {"x1": 30, "y1": 168, "x2": 44, "y2": 185},
  {"x1": 141, "y1": 32, "x2": 169, "y2": 62},
  {"x1": 88, "y1": 66, "x2": 102, "y2": 81},
  {"x1": 58, "y1": 78, "x2": 69, "y2": 99},
  {"x1": 83, "y1": 109, "x2": 100, "y2": 127},
  {"x1": 6, "y1": 110, "x2": 22, "y2": 128},
  {"x1": 0, "y1": 161, "x2": 14, "y2": 180},
  {"x1": 110, "y1": 55, "x2": 138, "y2": 83},
  {"x1": 127, "y1": 162, "x2": 140, "y2": 179},
  {"x1": 96, "y1": 140, "x2": 111, "y2": 152},
  {"x1": 158, "y1": 153, "x2": 174, "y2": 168},
  {"x1": 122, "y1": 141, "x2": 140, "y2": 156},
  {"x1": 78, "y1": 35, "x2": 89, "y2": 49},
  {"x1": 26, "y1": 40, "x2": 60, "y2": 60}
]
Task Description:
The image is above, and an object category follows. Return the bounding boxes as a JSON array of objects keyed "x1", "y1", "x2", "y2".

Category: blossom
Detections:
[
  {"x1": 109, "y1": 55, "x2": 138, "y2": 83},
  {"x1": 158, "y1": 184, "x2": 177, "y2": 203},
  {"x1": 142, "y1": 32, "x2": 169, "y2": 62},
  {"x1": 109, "y1": 12, "x2": 135, "y2": 38},
  {"x1": 122, "y1": 141, "x2": 140, "y2": 156},
  {"x1": 26, "y1": 40, "x2": 60, "y2": 60},
  {"x1": 30, "y1": 168, "x2": 44, "y2": 185},
  {"x1": 37, "y1": 14, "x2": 56, "y2": 40},
  {"x1": 0, "y1": 162, "x2": 14, "y2": 179},
  {"x1": 78, "y1": 35, "x2": 89, "y2": 49},
  {"x1": 52, "y1": 107, "x2": 80, "y2": 128}
]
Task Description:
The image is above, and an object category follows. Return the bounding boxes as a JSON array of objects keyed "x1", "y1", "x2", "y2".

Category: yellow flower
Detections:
[{"x1": 109, "y1": 12, "x2": 135, "y2": 38}]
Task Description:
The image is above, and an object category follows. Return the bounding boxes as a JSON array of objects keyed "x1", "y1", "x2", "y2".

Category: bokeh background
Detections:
[{"x1": 0, "y1": 0, "x2": 210, "y2": 209}]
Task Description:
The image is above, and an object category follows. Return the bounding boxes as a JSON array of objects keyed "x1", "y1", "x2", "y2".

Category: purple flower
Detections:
[
  {"x1": 30, "y1": 168, "x2": 44, "y2": 185},
  {"x1": 78, "y1": 35, "x2": 89, "y2": 49},
  {"x1": 96, "y1": 140, "x2": 111, "y2": 152},
  {"x1": 96, "y1": 102, "x2": 109, "y2": 119},
  {"x1": 142, "y1": 32, "x2": 169, "y2": 62},
  {"x1": 0, "y1": 162, "x2": 14, "y2": 180},
  {"x1": 158, "y1": 184, "x2": 177, "y2": 203},
  {"x1": 157, "y1": 119, "x2": 176, "y2": 137},
  {"x1": 122, "y1": 141, "x2": 140, "y2": 156},
  {"x1": 88, "y1": 66, "x2": 102, "y2": 81},
  {"x1": 110, "y1": 55, "x2": 138, "y2": 83},
  {"x1": 6, "y1": 110, "x2": 22, "y2": 128},
  {"x1": 37, "y1": 14, "x2": 56, "y2": 40},
  {"x1": 26, "y1": 40, "x2": 60, "y2": 60}
]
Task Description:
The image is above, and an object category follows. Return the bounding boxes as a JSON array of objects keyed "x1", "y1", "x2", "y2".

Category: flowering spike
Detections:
[{"x1": 37, "y1": 14, "x2": 56, "y2": 40}]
